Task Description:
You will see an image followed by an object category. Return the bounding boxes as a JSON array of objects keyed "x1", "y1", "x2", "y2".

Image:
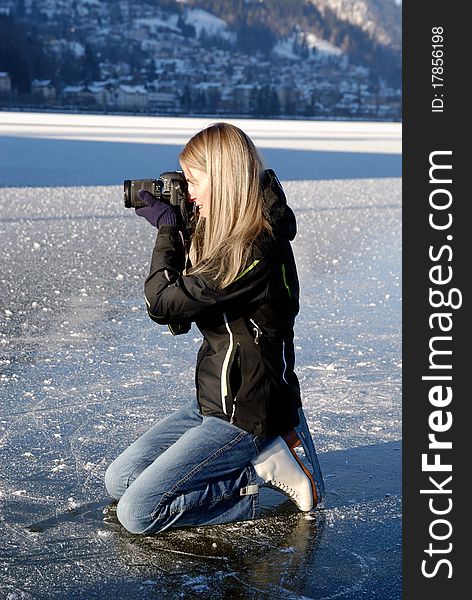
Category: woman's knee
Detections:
[
  {"x1": 116, "y1": 487, "x2": 163, "y2": 534},
  {"x1": 104, "y1": 458, "x2": 128, "y2": 500},
  {"x1": 105, "y1": 449, "x2": 152, "y2": 500}
]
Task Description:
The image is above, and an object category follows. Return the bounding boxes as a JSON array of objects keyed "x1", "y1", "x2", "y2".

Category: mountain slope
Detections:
[
  {"x1": 313, "y1": 0, "x2": 401, "y2": 49},
  {"x1": 181, "y1": 0, "x2": 401, "y2": 86}
]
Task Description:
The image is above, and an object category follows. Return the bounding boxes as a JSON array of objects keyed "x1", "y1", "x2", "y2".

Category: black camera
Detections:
[
  {"x1": 124, "y1": 171, "x2": 188, "y2": 209},
  {"x1": 124, "y1": 171, "x2": 194, "y2": 233}
]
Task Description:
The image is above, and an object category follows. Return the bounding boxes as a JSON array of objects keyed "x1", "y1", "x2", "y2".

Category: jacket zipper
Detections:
[
  {"x1": 249, "y1": 318, "x2": 262, "y2": 345},
  {"x1": 282, "y1": 338, "x2": 289, "y2": 384},
  {"x1": 230, "y1": 401, "x2": 237, "y2": 424},
  {"x1": 220, "y1": 312, "x2": 234, "y2": 415}
]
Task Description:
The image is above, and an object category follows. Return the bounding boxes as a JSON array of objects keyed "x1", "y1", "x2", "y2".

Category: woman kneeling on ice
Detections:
[{"x1": 105, "y1": 122, "x2": 322, "y2": 534}]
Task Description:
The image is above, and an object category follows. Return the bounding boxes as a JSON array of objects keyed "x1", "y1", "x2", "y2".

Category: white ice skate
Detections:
[
  {"x1": 252, "y1": 408, "x2": 325, "y2": 512},
  {"x1": 252, "y1": 432, "x2": 317, "y2": 512}
]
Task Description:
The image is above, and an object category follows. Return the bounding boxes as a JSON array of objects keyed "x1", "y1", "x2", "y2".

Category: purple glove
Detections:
[{"x1": 135, "y1": 190, "x2": 177, "y2": 228}]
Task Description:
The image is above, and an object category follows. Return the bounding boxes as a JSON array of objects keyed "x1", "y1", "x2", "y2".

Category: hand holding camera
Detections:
[
  {"x1": 124, "y1": 171, "x2": 195, "y2": 236},
  {"x1": 135, "y1": 190, "x2": 177, "y2": 228}
]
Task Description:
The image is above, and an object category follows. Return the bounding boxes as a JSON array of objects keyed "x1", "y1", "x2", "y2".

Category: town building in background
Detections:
[{"x1": 0, "y1": 0, "x2": 401, "y2": 120}]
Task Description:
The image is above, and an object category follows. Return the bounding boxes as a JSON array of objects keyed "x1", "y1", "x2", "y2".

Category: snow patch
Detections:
[
  {"x1": 272, "y1": 38, "x2": 298, "y2": 61},
  {"x1": 305, "y1": 32, "x2": 342, "y2": 56},
  {"x1": 135, "y1": 15, "x2": 181, "y2": 34},
  {"x1": 185, "y1": 8, "x2": 235, "y2": 43}
]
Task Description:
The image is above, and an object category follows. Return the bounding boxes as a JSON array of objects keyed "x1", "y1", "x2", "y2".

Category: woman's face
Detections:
[{"x1": 181, "y1": 163, "x2": 210, "y2": 218}]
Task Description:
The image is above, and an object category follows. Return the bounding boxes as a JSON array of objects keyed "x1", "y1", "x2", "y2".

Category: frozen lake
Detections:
[{"x1": 0, "y1": 113, "x2": 401, "y2": 599}]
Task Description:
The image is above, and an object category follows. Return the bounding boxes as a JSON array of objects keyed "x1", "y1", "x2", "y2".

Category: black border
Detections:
[{"x1": 403, "y1": 2, "x2": 465, "y2": 596}]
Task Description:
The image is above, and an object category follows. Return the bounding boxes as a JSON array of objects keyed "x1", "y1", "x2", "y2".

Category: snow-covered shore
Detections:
[{"x1": 0, "y1": 112, "x2": 401, "y2": 187}]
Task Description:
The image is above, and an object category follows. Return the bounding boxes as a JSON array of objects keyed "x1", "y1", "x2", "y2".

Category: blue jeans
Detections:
[{"x1": 105, "y1": 399, "x2": 272, "y2": 534}]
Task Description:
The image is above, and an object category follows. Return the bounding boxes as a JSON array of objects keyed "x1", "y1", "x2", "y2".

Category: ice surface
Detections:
[{"x1": 0, "y1": 115, "x2": 401, "y2": 599}]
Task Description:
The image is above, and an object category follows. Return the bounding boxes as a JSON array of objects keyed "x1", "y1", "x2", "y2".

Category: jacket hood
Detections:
[{"x1": 261, "y1": 169, "x2": 297, "y2": 241}]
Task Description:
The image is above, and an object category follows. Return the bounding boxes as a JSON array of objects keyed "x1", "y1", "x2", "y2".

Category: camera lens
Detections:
[{"x1": 123, "y1": 180, "x2": 133, "y2": 208}]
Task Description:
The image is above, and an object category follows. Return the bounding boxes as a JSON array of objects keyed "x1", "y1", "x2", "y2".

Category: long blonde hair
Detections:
[{"x1": 179, "y1": 123, "x2": 271, "y2": 288}]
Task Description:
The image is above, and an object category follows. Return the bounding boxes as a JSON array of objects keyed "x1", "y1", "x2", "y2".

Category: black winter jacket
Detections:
[{"x1": 144, "y1": 172, "x2": 302, "y2": 438}]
